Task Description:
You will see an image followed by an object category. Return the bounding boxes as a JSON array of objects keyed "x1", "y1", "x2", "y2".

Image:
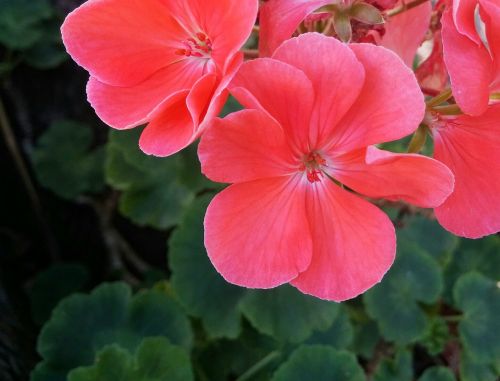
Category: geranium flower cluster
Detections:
[{"x1": 62, "y1": 0, "x2": 500, "y2": 301}]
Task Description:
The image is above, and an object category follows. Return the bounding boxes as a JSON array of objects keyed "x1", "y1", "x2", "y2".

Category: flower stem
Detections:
[
  {"x1": 490, "y1": 92, "x2": 500, "y2": 100},
  {"x1": 236, "y1": 351, "x2": 281, "y2": 381},
  {"x1": 408, "y1": 124, "x2": 428, "y2": 153},
  {"x1": 386, "y1": 0, "x2": 430, "y2": 17},
  {"x1": 426, "y1": 89, "x2": 453, "y2": 108},
  {"x1": 432, "y1": 104, "x2": 463, "y2": 115}
]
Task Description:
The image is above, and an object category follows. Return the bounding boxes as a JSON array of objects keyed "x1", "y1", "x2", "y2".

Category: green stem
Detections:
[
  {"x1": 236, "y1": 351, "x2": 281, "y2": 381},
  {"x1": 386, "y1": 0, "x2": 430, "y2": 17},
  {"x1": 426, "y1": 89, "x2": 453, "y2": 108},
  {"x1": 443, "y1": 315, "x2": 462, "y2": 322},
  {"x1": 407, "y1": 124, "x2": 428, "y2": 153},
  {"x1": 490, "y1": 92, "x2": 500, "y2": 100},
  {"x1": 432, "y1": 104, "x2": 463, "y2": 115}
]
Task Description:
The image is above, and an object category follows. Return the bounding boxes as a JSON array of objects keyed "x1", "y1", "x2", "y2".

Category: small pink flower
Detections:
[
  {"x1": 431, "y1": 104, "x2": 500, "y2": 238},
  {"x1": 198, "y1": 34, "x2": 454, "y2": 301},
  {"x1": 61, "y1": 0, "x2": 258, "y2": 156},
  {"x1": 441, "y1": 0, "x2": 500, "y2": 115}
]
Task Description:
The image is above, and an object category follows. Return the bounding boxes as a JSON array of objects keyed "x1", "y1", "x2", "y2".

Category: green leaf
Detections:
[
  {"x1": 24, "y1": 20, "x2": 67, "y2": 69},
  {"x1": 418, "y1": 367, "x2": 456, "y2": 381},
  {"x1": 351, "y1": 319, "x2": 380, "y2": 358},
  {"x1": 364, "y1": 242, "x2": 443, "y2": 344},
  {"x1": 397, "y1": 215, "x2": 459, "y2": 265},
  {"x1": 30, "y1": 363, "x2": 66, "y2": 381},
  {"x1": 271, "y1": 346, "x2": 365, "y2": 381},
  {"x1": 32, "y1": 120, "x2": 105, "y2": 200},
  {"x1": 29, "y1": 263, "x2": 89, "y2": 325},
  {"x1": 33, "y1": 283, "x2": 192, "y2": 380},
  {"x1": 106, "y1": 129, "x2": 213, "y2": 229},
  {"x1": 444, "y1": 236, "x2": 500, "y2": 304},
  {"x1": 169, "y1": 195, "x2": 245, "y2": 339},
  {"x1": 220, "y1": 95, "x2": 243, "y2": 117},
  {"x1": 460, "y1": 352, "x2": 499, "y2": 381},
  {"x1": 454, "y1": 272, "x2": 500, "y2": 363},
  {"x1": 306, "y1": 306, "x2": 353, "y2": 349},
  {"x1": 240, "y1": 286, "x2": 339, "y2": 343},
  {"x1": 68, "y1": 338, "x2": 193, "y2": 381},
  {"x1": 0, "y1": 0, "x2": 53, "y2": 50},
  {"x1": 374, "y1": 349, "x2": 413, "y2": 381},
  {"x1": 420, "y1": 317, "x2": 450, "y2": 356}
]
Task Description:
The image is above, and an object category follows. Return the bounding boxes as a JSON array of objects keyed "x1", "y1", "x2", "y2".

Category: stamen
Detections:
[
  {"x1": 301, "y1": 152, "x2": 327, "y2": 183},
  {"x1": 175, "y1": 32, "x2": 213, "y2": 59}
]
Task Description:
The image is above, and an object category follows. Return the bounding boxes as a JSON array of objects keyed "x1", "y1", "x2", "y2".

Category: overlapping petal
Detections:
[
  {"x1": 433, "y1": 105, "x2": 500, "y2": 238},
  {"x1": 381, "y1": 0, "x2": 432, "y2": 67},
  {"x1": 272, "y1": 33, "x2": 366, "y2": 147},
  {"x1": 199, "y1": 110, "x2": 295, "y2": 183},
  {"x1": 62, "y1": 0, "x2": 187, "y2": 87},
  {"x1": 330, "y1": 147, "x2": 454, "y2": 208},
  {"x1": 441, "y1": 8, "x2": 494, "y2": 116},
  {"x1": 204, "y1": 176, "x2": 312, "y2": 288},
  {"x1": 291, "y1": 180, "x2": 396, "y2": 301},
  {"x1": 259, "y1": 0, "x2": 332, "y2": 57},
  {"x1": 230, "y1": 58, "x2": 315, "y2": 151},
  {"x1": 323, "y1": 43, "x2": 425, "y2": 152}
]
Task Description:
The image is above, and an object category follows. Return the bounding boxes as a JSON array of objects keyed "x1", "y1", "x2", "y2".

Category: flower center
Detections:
[
  {"x1": 300, "y1": 152, "x2": 327, "y2": 183},
  {"x1": 175, "y1": 32, "x2": 213, "y2": 58}
]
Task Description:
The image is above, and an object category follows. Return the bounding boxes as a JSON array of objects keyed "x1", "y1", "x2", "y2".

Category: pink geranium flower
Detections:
[
  {"x1": 61, "y1": 0, "x2": 258, "y2": 156},
  {"x1": 441, "y1": 0, "x2": 500, "y2": 115},
  {"x1": 431, "y1": 104, "x2": 500, "y2": 238},
  {"x1": 198, "y1": 33, "x2": 454, "y2": 301}
]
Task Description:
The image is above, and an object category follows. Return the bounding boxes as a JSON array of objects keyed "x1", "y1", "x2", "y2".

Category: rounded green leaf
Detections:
[
  {"x1": 419, "y1": 367, "x2": 456, "y2": 381},
  {"x1": 271, "y1": 346, "x2": 365, "y2": 381},
  {"x1": 32, "y1": 121, "x2": 105, "y2": 200},
  {"x1": 444, "y1": 236, "x2": 500, "y2": 304},
  {"x1": 454, "y1": 272, "x2": 500, "y2": 362},
  {"x1": 351, "y1": 320, "x2": 380, "y2": 359},
  {"x1": 34, "y1": 283, "x2": 192, "y2": 379},
  {"x1": 29, "y1": 263, "x2": 89, "y2": 325},
  {"x1": 106, "y1": 129, "x2": 213, "y2": 229},
  {"x1": 364, "y1": 243, "x2": 443, "y2": 344},
  {"x1": 460, "y1": 352, "x2": 499, "y2": 381},
  {"x1": 374, "y1": 350, "x2": 413, "y2": 381},
  {"x1": 420, "y1": 317, "x2": 450, "y2": 356},
  {"x1": 239, "y1": 286, "x2": 339, "y2": 343},
  {"x1": 169, "y1": 195, "x2": 244, "y2": 339},
  {"x1": 68, "y1": 338, "x2": 193, "y2": 381},
  {"x1": 397, "y1": 215, "x2": 459, "y2": 265},
  {"x1": 306, "y1": 306, "x2": 353, "y2": 349}
]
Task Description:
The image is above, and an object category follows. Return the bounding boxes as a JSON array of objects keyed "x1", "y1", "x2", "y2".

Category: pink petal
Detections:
[
  {"x1": 259, "y1": 0, "x2": 332, "y2": 57},
  {"x1": 199, "y1": 110, "x2": 296, "y2": 183},
  {"x1": 230, "y1": 58, "x2": 315, "y2": 152},
  {"x1": 139, "y1": 74, "x2": 219, "y2": 157},
  {"x1": 324, "y1": 43, "x2": 425, "y2": 152},
  {"x1": 62, "y1": 0, "x2": 187, "y2": 86},
  {"x1": 480, "y1": 0, "x2": 500, "y2": 87},
  {"x1": 330, "y1": 146, "x2": 454, "y2": 208},
  {"x1": 272, "y1": 33, "x2": 366, "y2": 148},
  {"x1": 381, "y1": 0, "x2": 432, "y2": 67},
  {"x1": 441, "y1": 8, "x2": 494, "y2": 116},
  {"x1": 139, "y1": 91, "x2": 194, "y2": 157},
  {"x1": 291, "y1": 180, "x2": 396, "y2": 301},
  {"x1": 415, "y1": 31, "x2": 448, "y2": 96},
  {"x1": 453, "y1": 0, "x2": 482, "y2": 44},
  {"x1": 204, "y1": 176, "x2": 312, "y2": 288},
  {"x1": 433, "y1": 105, "x2": 500, "y2": 238},
  {"x1": 87, "y1": 60, "x2": 206, "y2": 130}
]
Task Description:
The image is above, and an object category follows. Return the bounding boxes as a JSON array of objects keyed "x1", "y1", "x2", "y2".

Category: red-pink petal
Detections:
[
  {"x1": 204, "y1": 176, "x2": 312, "y2": 288},
  {"x1": 291, "y1": 180, "x2": 396, "y2": 301},
  {"x1": 442, "y1": 8, "x2": 494, "y2": 116},
  {"x1": 272, "y1": 33, "x2": 366, "y2": 148},
  {"x1": 87, "y1": 60, "x2": 206, "y2": 130},
  {"x1": 415, "y1": 31, "x2": 448, "y2": 96},
  {"x1": 230, "y1": 58, "x2": 315, "y2": 152},
  {"x1": 480, "y1": 0, "x2": 500, "y2": 86},
  {"x1": 324, "y1": 43, "x2": 425, "y2": 152},
  {"x1": 330, "y1": 146, "x2": 454, "y2": 208},
  {"x1": 259, "y1": 0, "x2": 332, "y2": 57},
  {"x1": 453, "y1": 0, "x2": 482, "y2": 44},
  {"x1": 433, "y1": 105, "x2": 500, "y2": 238},
  {"x1": 381, "y1": 0, "x2": 432, "y2": 67},
  {"x1": 199, "y1": 110, "x2": 295, "y2": 183},
  {"x1": 139, "y1": 91, "x2": 195, "y2": 157},
  {"x1": 62, "y1": 0, "x2": 187, "y2": 86}
]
